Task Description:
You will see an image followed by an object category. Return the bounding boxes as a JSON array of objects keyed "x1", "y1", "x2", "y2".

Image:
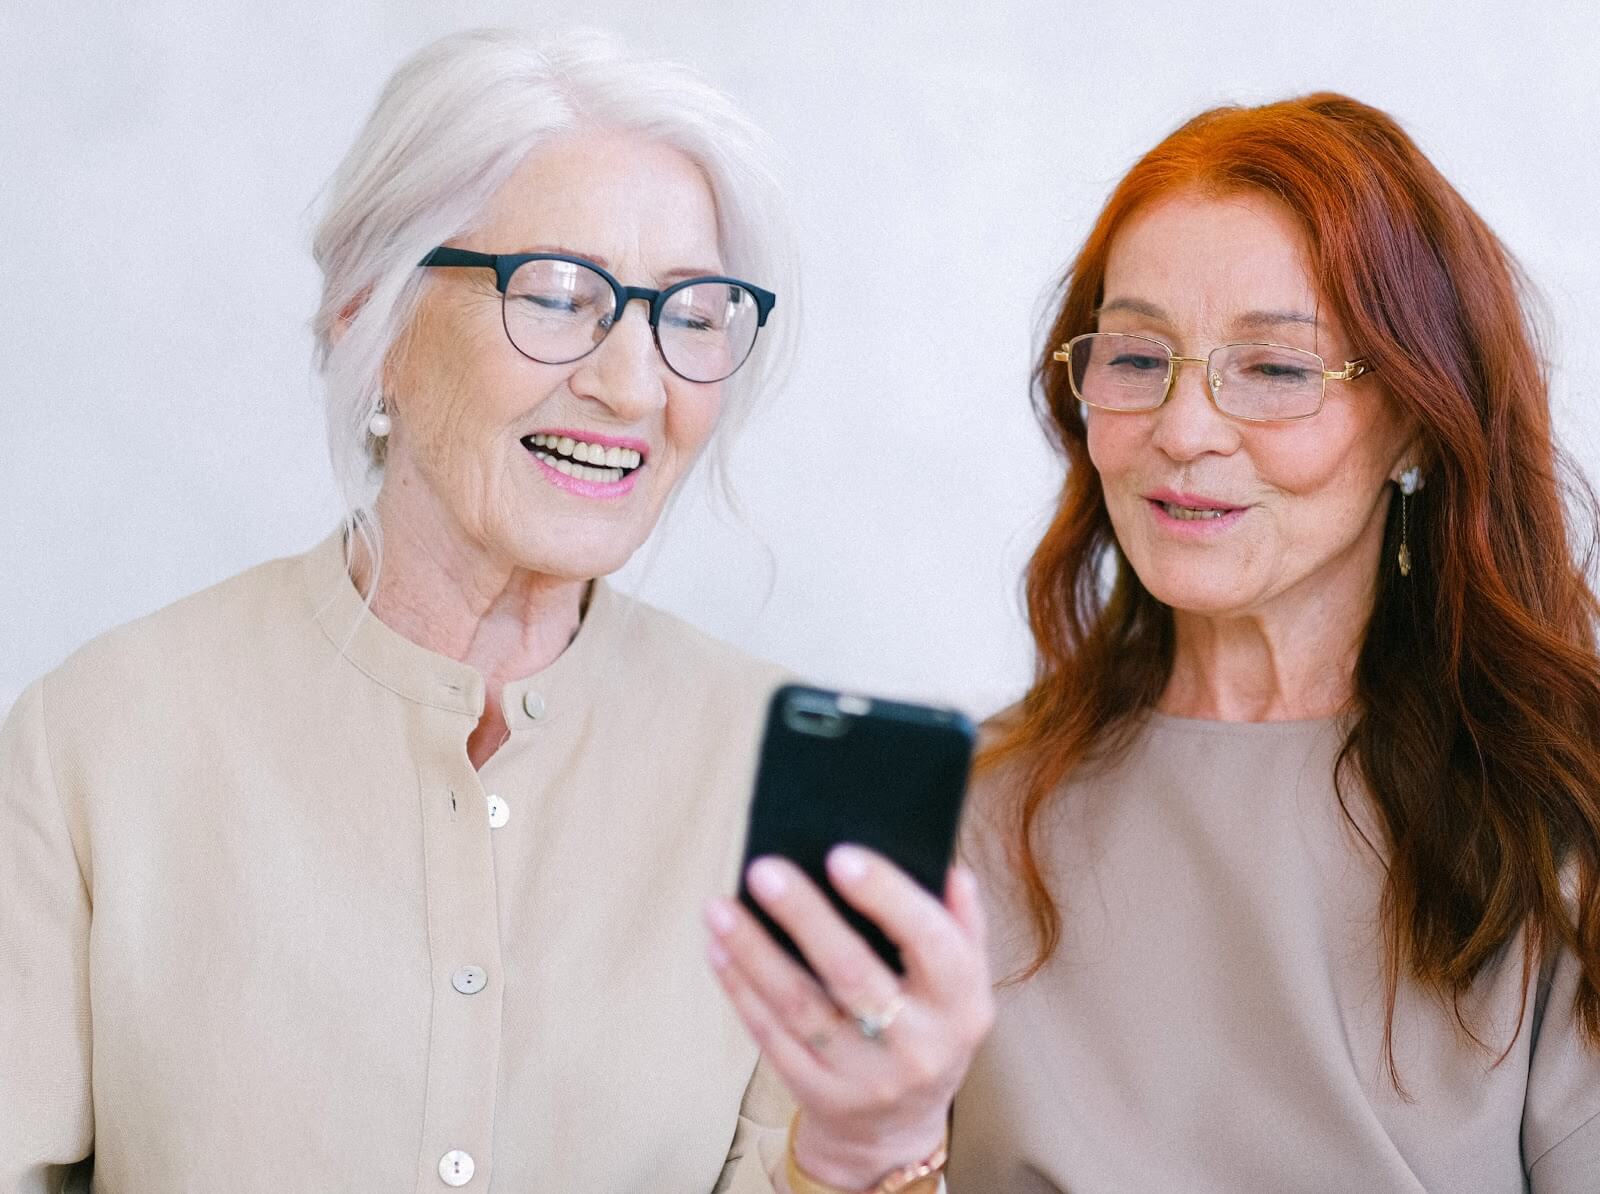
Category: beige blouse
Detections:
[
  {"x1": 0, "y1": 531, "x2": 795, "y2": 1193},
  {"x1": 950, "y1": 714, "x2": 1600, "y2": 1193}
]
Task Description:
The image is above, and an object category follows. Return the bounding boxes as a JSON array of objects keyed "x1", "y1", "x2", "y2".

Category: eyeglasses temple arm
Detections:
[
  {"x1": 1328, "y1": 359, "x2": 1373, "y2": 381},
  {"x1": 417, "y1": 247, "x2": 497, "y2": 269}
]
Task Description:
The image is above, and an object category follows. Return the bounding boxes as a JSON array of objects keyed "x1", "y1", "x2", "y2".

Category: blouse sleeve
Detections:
[
  {"x1": 0, "y1": 680, "x2": 95, "y2": 1192},
  {"x1": 1524, "y1": 936, "x2": 1600, "y2": 1191},
  {"x1": 713, "y1": 1054, "x2": 792, "y2": 1193}
]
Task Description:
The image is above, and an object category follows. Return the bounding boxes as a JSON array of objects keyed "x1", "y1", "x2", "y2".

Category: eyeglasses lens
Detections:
[
  {"x1": 1208, "y1": 344, "x2": 1325, "y2": 420},
  {"x1": 1069, "y1": 333, "x2": 1170, "y2": 410},
  {"x1": 503, "y1": 259, "x2": 617, "y2": 365},
  {"x1": 657, "y1": 282, "x2": 760, "y2": 383}
]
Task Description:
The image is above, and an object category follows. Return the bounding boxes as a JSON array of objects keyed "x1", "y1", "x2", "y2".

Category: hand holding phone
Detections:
[
  {"x1": 736, "y1": 685, "x2": 975, "y2": 974},
  {"x1": 709, "y1": 685, "x2": 992, "y2": 1191}
]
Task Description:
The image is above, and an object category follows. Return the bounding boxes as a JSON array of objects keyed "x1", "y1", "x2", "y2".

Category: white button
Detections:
[
  {"x1": 438, "y1": 1149, "x2": 475, "y2": 1186},
  {"x1": 486, "y1": 794, "x2": 509, "y2": 829},
  {"x1": 521, "y1": 690, "x2": 546, "y2": 720},
  {"x1": 451, "y1": 965, "x2": 488, "y2": 995}
]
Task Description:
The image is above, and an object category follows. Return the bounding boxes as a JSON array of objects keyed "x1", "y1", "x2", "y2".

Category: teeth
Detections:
[
  {"x1": 1163, "y1": 502, "x2": 1230, "y2": 521},
  {"x1": 531, "y1": 449, "x2": 626, "y2": 485},
  {"x1": 527, "y1": 434, "x2": 642, "y2": 473}
]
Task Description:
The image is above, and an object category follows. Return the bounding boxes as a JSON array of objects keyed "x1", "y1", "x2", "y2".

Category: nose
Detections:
[
  {"x1": 1148, "y1": 358, "x2": 1240, "y2": 462},
  {"x1": 567, "y1": 299, "x2": 668, "y2": 422}
]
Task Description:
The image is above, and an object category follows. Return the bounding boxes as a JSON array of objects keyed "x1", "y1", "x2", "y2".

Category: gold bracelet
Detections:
[{"x1": 784, "y1": 1112, "x2": 947, "y2": 1194}]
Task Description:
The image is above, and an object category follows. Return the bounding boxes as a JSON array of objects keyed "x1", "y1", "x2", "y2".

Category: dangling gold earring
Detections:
[{"x1": 1397, "y1": 466, "x2": 1423, "y2": 577}]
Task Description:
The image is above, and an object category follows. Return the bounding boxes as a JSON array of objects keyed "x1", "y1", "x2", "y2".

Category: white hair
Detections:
[{"x1": 310, "y1": 27, "x2": 797, "y2": 536}]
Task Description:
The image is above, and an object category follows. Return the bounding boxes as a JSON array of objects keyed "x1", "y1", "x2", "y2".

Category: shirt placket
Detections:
[{"x1": 412, "y1": 702, "x2": 505, "y2": 1192}]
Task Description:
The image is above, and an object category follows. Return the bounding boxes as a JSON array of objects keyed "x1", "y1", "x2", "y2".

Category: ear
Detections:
[
  {"x1": 1387, "y1": 426, "x2": 1434, "y2": 487},
  {"x1": 327, "y1": 286, "x2": 372, "y2": 349}
]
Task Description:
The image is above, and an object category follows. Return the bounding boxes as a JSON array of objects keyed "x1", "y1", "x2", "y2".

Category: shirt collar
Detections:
[{"x1": 300, "y1": 528, "x2": 625, "y2": 725}]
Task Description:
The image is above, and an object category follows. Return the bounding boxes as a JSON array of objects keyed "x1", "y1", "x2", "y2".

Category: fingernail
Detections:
[
  {"x1": 828, "y1": 844, "x2": 868, "y2": 884},
  {"x1": 749, "y1": 857, "x2": 788, "y2": 900},
  {"x1": 705, "y1": 899, "x2": 736, "y2": 936},
  {"x1": 707, "y1": 938, "x2": 730, "y2": 969}
]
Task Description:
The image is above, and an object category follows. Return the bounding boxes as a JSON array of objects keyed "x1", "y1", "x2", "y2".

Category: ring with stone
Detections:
[{"x1": 850, "y1": 993, "x2": 907, "y2": 1043}]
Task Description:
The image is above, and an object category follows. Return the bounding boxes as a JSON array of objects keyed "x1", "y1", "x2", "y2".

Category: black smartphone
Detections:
[{"x1": 737, "y1": 684, "x2": 976, "y2": 976}]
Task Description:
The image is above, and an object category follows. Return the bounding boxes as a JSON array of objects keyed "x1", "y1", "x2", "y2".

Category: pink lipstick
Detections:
[{"x1": 1144, "y1": 488, "x2": 1249, "y2": 534}]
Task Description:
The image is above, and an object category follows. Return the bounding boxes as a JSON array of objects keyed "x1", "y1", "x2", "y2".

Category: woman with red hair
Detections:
[{"x1": 949, "y1": 94, "x2": 1600, "y2": 1190}]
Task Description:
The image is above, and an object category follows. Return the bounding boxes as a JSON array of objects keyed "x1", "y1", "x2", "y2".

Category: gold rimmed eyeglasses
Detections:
[{"x1": 1052, "y1": 332, "x2": 1374, "y2": 422}]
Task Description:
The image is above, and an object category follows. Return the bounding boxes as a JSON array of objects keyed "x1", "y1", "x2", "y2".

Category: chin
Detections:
[
  {"x1": 1131, "y1": 564, "x2": 1255, "y2": 618},
  {"x1": 504, "y1": 532, "x2": 644, "y2": 582}
]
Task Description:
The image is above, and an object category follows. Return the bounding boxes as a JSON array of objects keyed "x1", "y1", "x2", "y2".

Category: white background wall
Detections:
[{"x1": 4, "y1": 0, "x2": 1597, "y2": 719}]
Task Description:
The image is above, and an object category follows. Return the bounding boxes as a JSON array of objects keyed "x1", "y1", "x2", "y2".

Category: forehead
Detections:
[
  {"x1": 471, "y1": 129, "x2": 723, "y2": 275},
  {"x1": 1103, "y1": 190, "x2": 1319, "y2": 319}
]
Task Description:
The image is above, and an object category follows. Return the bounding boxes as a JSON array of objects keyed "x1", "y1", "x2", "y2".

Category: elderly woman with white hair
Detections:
[{"x1": 0, "y1": 29, "x2": 990, "y2": 1194}]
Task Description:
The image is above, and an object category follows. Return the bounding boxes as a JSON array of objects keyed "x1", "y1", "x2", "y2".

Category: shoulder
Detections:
[
  {"x1": 957, "y1": 705, "x2": 1160, "y2": 894},
  {"x1": 599, "y1": 584, "x2": 793, "y2": 699},
  {"x1": 38, "y1": 547, "x2": 313, "y2": 721},
  {"x1": 584, "y1": 588, "x2": 793, "y2": 817},
  {"x1": 956, "y1": 707, "x2": 1032, "y2": 891},
  {"x1": 961, "y1": 702, "x2": 1049, "y2": 845}
]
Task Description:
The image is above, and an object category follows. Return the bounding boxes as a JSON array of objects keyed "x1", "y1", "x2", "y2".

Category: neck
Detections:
[
  {"x1": 351, "y1": 496, "x2": 587, "y2": 768},
  {"x1": 1159, "y1": 583, "x2": 1374, "y2": 723}
]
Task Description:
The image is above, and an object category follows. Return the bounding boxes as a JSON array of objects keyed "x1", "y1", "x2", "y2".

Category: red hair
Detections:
[{"x1": 983, "y1": 93, "x2": 1600, "y2": 1073}]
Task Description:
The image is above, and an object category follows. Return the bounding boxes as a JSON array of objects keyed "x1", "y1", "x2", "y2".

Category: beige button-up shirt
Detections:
[{"x1": 1, "y1": 532, "x2": 794, "y2": 1192}]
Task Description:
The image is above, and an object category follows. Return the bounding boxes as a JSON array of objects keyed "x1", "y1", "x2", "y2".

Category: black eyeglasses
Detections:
[{"x1": 418, "y1": 248, "x2": 776, "y2": 384}]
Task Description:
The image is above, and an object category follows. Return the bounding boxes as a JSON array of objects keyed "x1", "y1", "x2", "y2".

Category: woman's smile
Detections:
[
  {"x1": 522, "y1": 429, "x2": 648, "y2": 499},
  {"x1": 1143, "y1": 487, "x2": 1250, "y2": 534}
]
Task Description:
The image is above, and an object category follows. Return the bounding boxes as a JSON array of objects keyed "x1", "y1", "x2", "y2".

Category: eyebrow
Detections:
[
  {"x1": 1097, "y1": 297, "x2": 1321, "y2": 331},
  {"x1": 521, "y1": 244, "x2": 724, "y2": 284},
  {"x1": 1097, "y1": 297, "x2": 1169, "y2": 322},
  {"x1": 1233, "y1": 309, "x2": 1320, "y2": 331}
]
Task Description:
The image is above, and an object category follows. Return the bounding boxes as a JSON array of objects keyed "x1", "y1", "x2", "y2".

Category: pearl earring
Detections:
[
  {"x1": 1397, "y1": 466, "x2": 1423, "y2": 577},
  {"x1": 368, "y1": 400, "x2": 392, "y2": 438}
]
